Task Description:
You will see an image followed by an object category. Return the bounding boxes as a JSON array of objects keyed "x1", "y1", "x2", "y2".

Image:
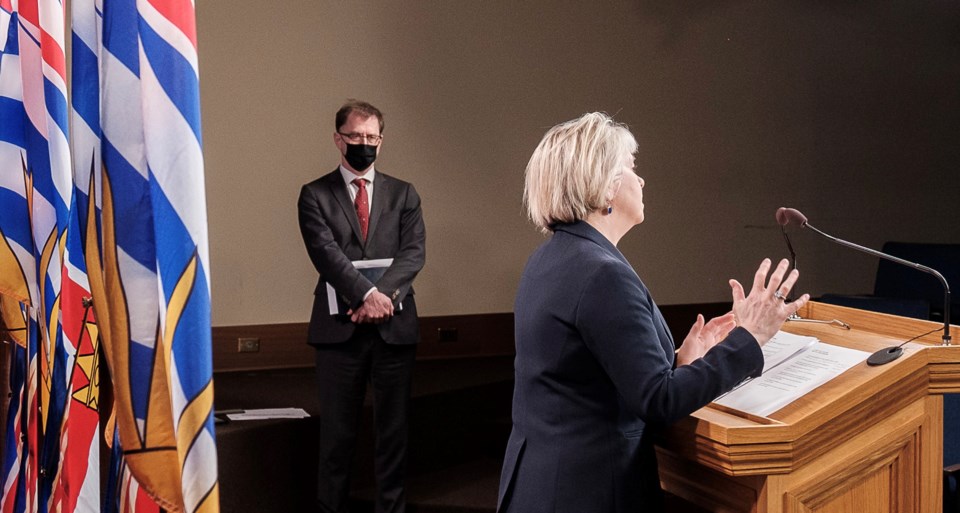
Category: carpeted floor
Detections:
[{"x1": 350, "y1": 457, "x2": 501, "y2": 513}]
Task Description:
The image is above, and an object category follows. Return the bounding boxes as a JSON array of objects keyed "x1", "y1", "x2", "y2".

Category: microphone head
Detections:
[
  {"x1": 776, "y1": 207, "x2": 808, "y2": 227},
  {"x1": 776, "y1": 207, "x2": 788, "y2": 226}
]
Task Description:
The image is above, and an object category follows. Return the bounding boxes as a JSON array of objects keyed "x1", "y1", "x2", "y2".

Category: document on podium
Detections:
[
  {"x1": 712, "y1": 331, "x2": 870, "y2": 417},
  {"x1": 326, "y1": 258, "x2": 394, "y2": 315}
]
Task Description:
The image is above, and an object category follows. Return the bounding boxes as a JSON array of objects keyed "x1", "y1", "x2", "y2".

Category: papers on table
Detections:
[
  {"x1": 758, "y1": 331, "x2": 819, "y2": 373},
  {"x1": 327, "y1": 258, "x2": 393, "y2": 315},
  {"x1": 223, "y1": 408, "x2": 310, "y2": 421},
  {"x1": 712, "y1": 331, "x2": 869, "y2": 417}
]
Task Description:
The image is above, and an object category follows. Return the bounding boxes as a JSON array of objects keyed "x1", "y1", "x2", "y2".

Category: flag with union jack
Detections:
[
  {"x1": 0, "y1": 5, "x2": 34, "y2": 510},
  {"x1": 1, "y1": 0, "x2": 75, "y2": 510},
  {"x1": 78, "y1": 0, "x2": 219, "y2": 509},
  {"x1": 1, "y1": 0, "x2": 218, "y2": 509}
]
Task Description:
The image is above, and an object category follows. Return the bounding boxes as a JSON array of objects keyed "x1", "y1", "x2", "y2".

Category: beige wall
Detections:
[{"x1": 197, "y1": 1, "x2": 960, "y2": 327}]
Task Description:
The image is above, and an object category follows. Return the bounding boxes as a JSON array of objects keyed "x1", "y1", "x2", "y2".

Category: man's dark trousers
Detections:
[{"x1": 314, "y1": 324, "x2": 417, "y2": 513}]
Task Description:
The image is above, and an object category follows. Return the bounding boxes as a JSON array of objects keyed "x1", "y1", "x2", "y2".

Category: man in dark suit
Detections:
[{"x1": 298, "y1": 100, "x2": 426, "y2": 513}]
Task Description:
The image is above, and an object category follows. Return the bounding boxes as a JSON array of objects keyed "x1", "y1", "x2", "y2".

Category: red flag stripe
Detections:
[
  {"x1": 17, "y1": 0, "x2": 37, "y2": 27},
  {"x1": 40, "y1": 28, "x2": 67, "y2": 83},
  {"x1": 145, "y1": 0, "x2": 196, "y2": 49}
]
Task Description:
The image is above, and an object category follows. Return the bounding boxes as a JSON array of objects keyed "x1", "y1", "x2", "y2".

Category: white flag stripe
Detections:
[
  {"x1": 0, "y1": 9, "x2": 10, "y2": 38},
  {"x1": 63, "y1": 256, "x2": 91, "y2": 293},
  {"x1": 138, "y1": 0, "x2": 198, "y2": 75},
  {"x1": 17, "y1": 32, "x2": 48, "y2": 139},
  {"x1": 140, "y1": 57, "x2": 209, "y2": 276},
  {"x1": 41, "y1": 57, "x2": 68, "y2": 94},
  {"x1": 69, "y1": 120, "x2": 101, "y2": 172},
  {"x1": 37, "y1": 0, "x2": 65, "y2": 52},
  {"x1": 60, "y1": 327, "x2": 78, "y2": 357},
  {"x1": 0, "y1": 146, "x2": 28, "y2": 190},
  {"x1": 169, "y1": 350, "x2": 185, "y2": 414},
  {"x1": 181, "y1": 430, "x2": 217, "y2": 512},
  {"x1": 29, "y1": 194, "x2": 57, "y2": 276},
  {"x1": 0, "y1": 53, "x2": 24, "y2": 100},
  {"x1": 47, "y1": 117, "x2": 73, "y2": 206},
  {"x1": 101, "y1": 51, "x2": 149, "y2": 179},
  {"x1": 71, "y1": 0, "x2": 100, "y2": 52},
  {"x1": 116, "y1": 245, "x2": 160, "y2": 353},
  {"x1": 76, "y1": 433, "x2": 101, "y2": 512}
]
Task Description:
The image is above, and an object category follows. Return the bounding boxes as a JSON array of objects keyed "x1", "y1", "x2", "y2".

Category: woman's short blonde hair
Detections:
[{"x1": 524, "y1": 112, "x2": 638, "y2": 233}]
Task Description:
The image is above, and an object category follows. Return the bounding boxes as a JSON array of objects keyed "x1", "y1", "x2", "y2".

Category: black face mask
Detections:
[{"x1": 344, "y1": 143, "x2": 377, "y2": 171}]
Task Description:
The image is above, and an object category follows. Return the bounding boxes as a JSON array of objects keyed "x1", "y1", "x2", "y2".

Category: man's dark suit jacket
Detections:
[
  {"x1": 298, "y1": 169, "x2": 426, "y2": 346},
  {"x1": 497, "y1": 221, "x2": 764, "y2": 513}
]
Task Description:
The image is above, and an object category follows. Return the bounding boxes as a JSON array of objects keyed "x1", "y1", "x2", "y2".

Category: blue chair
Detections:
[
  {"x1": 817, "y1": 293, "x2": 930, "y2": 319},
  {"x1": 872, "y1": 242, "x2": 959, "y2": 325}
]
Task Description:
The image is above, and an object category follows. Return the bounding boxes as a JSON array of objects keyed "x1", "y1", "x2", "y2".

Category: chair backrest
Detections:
[
  {"x1": 874, "y1": 242, "x2": 960, "y2": 322},
  {"x1": 817, "y1": 293, "x2": 930, "y2": 319}
]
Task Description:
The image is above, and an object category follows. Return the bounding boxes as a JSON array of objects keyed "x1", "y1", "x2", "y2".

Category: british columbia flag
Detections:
[{"x1": 0, "y1": 0, "x2": 218, "y2": 510}]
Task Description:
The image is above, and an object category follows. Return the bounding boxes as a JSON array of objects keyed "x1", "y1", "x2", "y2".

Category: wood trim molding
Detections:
[
  {"x1": 212, "y1": 322, "x2": 315, "y2": 372},
  {"x1": 212, "y1": 302, "x2": 731, "y2": 373},
  {"x1": 212, "y1": 312, "x2": 517, "y2": 372}
]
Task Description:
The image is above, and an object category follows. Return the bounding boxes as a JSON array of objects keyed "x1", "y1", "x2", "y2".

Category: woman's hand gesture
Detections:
[
  {"x1": 676, "y1": 312, "x2": 737, "y2": 366},
  {"x1": 729, "y1": 258, "x2": 810, "y2": 346}
]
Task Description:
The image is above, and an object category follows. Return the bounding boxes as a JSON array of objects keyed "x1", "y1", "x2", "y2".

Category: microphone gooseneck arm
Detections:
[
  {"x1": 780, "y1": 225, "x2": 797, "y2": 274},
  {"x1": 802, "y1": 221, "x2": 951, "y2": 347}
]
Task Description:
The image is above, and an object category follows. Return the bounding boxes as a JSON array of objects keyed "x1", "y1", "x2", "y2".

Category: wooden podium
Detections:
[{"x1": 658, "y1": 301, "x2": 960, "y2": 513}]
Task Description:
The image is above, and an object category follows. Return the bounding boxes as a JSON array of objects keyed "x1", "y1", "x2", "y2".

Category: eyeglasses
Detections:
[{"x1": 338, "y1": 132, "x2": 383, "y2": 145}]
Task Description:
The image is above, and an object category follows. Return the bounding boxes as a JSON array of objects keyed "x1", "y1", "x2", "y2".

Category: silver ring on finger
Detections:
[{"x1": 774, "y1": 290, "x2": 786, "y2": 301}]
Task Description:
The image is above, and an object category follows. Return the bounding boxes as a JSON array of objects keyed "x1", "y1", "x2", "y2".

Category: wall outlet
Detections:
[
  {"x1": 237, "y1": 337, "x2": 260, "y2": 353},
  {"x1": 437, "y1": 328, "x2": 458, "y2": 343}
]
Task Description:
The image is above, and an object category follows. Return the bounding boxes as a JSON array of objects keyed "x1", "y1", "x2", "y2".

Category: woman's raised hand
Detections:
[
  {"x1": 729, "y1": 258, "x2": 810, "y2": 346},
  {"x1": 676, "y1": 312, "x2": 737, "y2": 366}
]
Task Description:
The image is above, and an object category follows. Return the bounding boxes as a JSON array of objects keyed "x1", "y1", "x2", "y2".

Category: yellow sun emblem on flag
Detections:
[{"x1": 71, "y1": 310, "x2": 101, "y2": 411}]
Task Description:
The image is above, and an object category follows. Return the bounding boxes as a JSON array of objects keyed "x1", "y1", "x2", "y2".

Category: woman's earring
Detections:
[{"x1": 606, "y1": 206, "x2": 613, "y2": 215}]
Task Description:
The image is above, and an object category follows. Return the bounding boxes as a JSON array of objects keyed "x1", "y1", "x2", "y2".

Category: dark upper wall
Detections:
[{"x1": 197, "y1": 1, "x2": 960, "y2": 326}]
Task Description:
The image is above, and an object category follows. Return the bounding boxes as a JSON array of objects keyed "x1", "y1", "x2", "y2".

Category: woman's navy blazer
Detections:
[{"x1": 497, "y1": 221, "x2": 764, "y2": 513}]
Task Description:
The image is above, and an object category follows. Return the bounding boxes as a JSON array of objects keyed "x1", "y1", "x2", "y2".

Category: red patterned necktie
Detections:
[{"x1": 353, "y1": 178, "x2": 369, "y2": 240}]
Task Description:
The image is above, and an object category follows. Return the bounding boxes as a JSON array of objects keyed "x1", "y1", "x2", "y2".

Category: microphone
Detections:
[
  {"x1": 776, "y1": 207, "x2": 952, "y2": 366},
  {"x1": 776, "y1": 207, "x2": 807, "y2": 227},
  {"x1": 776, "y1": 208, "x2": 800, "y2": 278}
]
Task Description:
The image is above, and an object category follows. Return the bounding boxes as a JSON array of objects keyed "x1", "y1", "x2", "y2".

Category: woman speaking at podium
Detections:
[{"x1": 496, "y1": 112, "x2": 809, "y2": 513}]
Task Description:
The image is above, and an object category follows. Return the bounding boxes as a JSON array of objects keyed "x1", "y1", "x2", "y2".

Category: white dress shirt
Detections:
[
  {"x1": 338, "y1": 165, "x2": 378, "y2": 301},
  {"x1": 339, "y1": 165, "x2": 375, "y2": 206}
]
